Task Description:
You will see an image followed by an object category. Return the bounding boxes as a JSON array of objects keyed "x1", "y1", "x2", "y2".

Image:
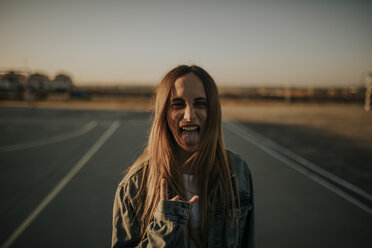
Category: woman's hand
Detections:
[{"x1": 161, "y1": 178, "x2": 199, "y2": 204}]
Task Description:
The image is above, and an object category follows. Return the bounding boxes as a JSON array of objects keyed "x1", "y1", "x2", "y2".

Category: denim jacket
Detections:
[{"x1": 111, "y1": 151, "x2": 255, "y2": 248}]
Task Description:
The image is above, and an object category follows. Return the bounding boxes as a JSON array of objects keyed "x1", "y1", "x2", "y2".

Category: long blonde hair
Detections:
[{"x1": 124, "y1": 65, "x2": 238, "y2": 246}]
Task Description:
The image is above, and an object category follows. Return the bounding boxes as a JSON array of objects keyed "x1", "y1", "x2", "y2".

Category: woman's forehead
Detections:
[{"x1": 170, "y1": 73, "x2": 206, "y2": 98}]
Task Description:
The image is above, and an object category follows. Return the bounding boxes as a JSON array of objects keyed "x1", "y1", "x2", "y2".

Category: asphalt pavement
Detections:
[{"x1": 0, "y1": 107, "x2": 371, "y2": 248}]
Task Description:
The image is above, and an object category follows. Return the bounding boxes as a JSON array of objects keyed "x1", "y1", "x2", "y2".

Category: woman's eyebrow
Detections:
[
  {"x1": 194, "y1": 97, "x2": 207, "y2": 101},
  {"x1": 171, "y1": 97, "x2": 184, "y2": 102}
]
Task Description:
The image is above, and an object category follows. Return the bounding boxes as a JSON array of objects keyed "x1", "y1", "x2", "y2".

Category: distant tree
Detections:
[
  {"x1": 29, "y1": 73, "x2": 50, "y2": 90},
  {"x1": 1, "y1": 71, "x2": 26, "y2": 89},
  {"x1": 52, "y1": 73, "x2": 74, "y2": 92},
  {"x1": 0, "y1": 71, "x2": 26, "y2": 100},
  {"x1": 28, "y1": 73, "x2": 50, "y2": 99}
]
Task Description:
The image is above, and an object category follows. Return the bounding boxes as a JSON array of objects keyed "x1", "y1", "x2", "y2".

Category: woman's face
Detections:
[{"x1": 166, "y1": 72, "x2": 207, "y2": 153}]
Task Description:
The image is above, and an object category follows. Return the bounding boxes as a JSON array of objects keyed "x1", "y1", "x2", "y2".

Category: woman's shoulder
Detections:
[
  {"x1": 227, "y1": 150, "x2": 251, "y2": 175},
  {"x1": 227, "y1": 150, "x2": 253, "y2": 195},
  {"x1": 117, "y1": 162, "x2": 147, "y2": 198}
]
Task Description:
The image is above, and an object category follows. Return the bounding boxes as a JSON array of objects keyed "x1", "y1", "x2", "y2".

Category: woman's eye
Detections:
[
  {"x1": 195, "y1": 101, "x2": 207, "y2": 107},
  {"x1": 172, "y1": 102, "x2": 185, "y2": 108}
]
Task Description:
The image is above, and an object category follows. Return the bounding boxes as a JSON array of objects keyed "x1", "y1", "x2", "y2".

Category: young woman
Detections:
[{"x1": 111, "y1": 65, "x2": 254, "y2": 248}]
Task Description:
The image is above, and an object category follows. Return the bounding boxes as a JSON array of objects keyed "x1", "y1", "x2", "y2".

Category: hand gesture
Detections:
[{"x1": 160, "y1": 178, "x2": 199, "y2": 204}]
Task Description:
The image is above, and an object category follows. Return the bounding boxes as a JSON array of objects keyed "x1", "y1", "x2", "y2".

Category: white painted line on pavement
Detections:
[
  {"x1": 0, "y1": 121, "x2": 97, "y2": 152},
  {"x1": 223, "y1": 120, "x2": 372, "y2": 215},
  {"x1": 1, "y1": 121, "x2": 121, "y2": 248}
]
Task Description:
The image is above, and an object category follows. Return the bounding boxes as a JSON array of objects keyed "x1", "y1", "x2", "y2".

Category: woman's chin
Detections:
[{"x1": 180, "y1": 144, "x2": 198, "y2": 153}]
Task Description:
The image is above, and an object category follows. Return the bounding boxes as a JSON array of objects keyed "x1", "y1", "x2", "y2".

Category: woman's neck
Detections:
[{"x1": 177, "y1": 149, "x2": 196, "y2": 175}]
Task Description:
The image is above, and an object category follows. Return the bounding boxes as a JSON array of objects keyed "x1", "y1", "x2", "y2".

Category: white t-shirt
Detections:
[{"x1": 183, "y1": 174, "x2": 200, "y2": 230}]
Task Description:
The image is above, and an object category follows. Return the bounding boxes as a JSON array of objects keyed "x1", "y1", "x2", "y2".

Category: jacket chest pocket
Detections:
[
  {"x1": 227, "y1": 201, "x2": 251, "y2": 248},
  {"x1": 208, "y1": 198, "x2": 252, "y2": 248}
]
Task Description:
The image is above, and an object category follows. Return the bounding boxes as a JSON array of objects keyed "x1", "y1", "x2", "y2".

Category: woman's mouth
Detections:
[
  {"x1": 180, "y1": 125, "x2": 200, "y2": 147},
  {"x1": 180, "y1": 125, "x2": 199, "y2": 132}
]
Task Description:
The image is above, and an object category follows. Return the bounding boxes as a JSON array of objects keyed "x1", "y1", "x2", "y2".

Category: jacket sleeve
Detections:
[
  {"x1": 111, "y1": 184, "x2": 192, "y2": 248},
  {"x1": 241, "y1": 166, "x2": 255, "y2": 248}
]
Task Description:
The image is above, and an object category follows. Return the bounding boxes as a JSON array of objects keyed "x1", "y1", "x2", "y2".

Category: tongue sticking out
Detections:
[{"x1": 182, "y1": 130, "x2": 199, "y2": 147}]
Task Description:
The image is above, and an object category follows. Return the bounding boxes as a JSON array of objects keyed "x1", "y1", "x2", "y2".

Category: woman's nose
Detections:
[{"x1": 183, "y1": 105, "x2": 195, "y2": 121}]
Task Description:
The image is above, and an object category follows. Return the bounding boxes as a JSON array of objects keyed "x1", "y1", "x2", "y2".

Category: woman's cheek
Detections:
[{"x1": 168, "y1": 111, "x2": 180, "y2": 134}]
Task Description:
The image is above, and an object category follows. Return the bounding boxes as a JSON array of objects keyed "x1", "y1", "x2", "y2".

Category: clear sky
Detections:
[{"x1": 1, "y1": 0, "x2": 371, "y2": 87}]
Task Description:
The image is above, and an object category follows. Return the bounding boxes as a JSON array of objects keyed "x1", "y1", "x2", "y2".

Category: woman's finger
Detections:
[
  {"x1": 160, "y1": 178, "x2": 168, "y2": 200},
  {"x1": 169, "y1": 195, "x2": 180, "y2": 201},
  {"x1": 189, "y1": 195, "x2": 199, "y2": 205}
]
